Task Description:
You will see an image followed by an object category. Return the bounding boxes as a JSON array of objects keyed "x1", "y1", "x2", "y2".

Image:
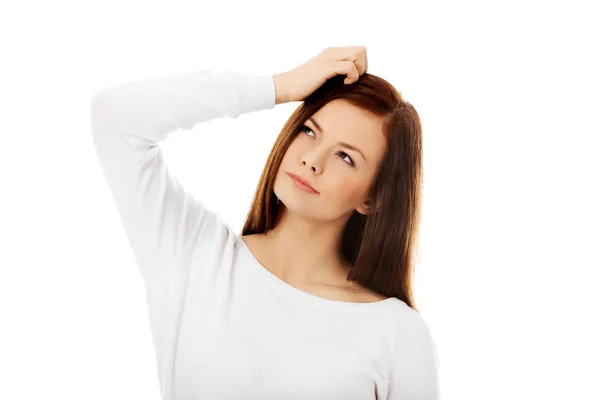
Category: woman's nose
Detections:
[{"x1": 301, "y1": 159, "x2": 318, "y2": 173}]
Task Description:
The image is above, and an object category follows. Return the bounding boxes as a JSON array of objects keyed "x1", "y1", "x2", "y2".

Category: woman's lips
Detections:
[{"x1": 286, "y1": 172, "x2": 319, "y2": 194}]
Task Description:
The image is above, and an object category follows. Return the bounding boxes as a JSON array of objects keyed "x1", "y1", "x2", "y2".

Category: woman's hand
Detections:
[{"x1": 273, "y1": 45, "x2": 369, "y2": 104}]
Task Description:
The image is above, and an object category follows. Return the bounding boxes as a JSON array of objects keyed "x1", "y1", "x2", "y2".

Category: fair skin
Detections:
[{"x1": 242, "y1": 46, "x2": 389, "y2": 302}]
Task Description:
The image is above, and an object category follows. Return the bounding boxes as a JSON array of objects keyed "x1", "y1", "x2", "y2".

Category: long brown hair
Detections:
[{"x1": 241, "y1": 73, "x2": 423, "y2": 312}]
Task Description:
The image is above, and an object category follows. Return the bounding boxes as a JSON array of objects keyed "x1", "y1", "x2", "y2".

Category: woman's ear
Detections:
[
  {"x1": 356, "y1": 199, "x2": 379, "y2": 215},
  {"x1": 356, "y1": 198, "x2": 376, "y2": 215}
]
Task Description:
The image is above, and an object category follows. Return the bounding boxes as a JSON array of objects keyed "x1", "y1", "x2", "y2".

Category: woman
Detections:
[{"x1": 90, "y1": 45, "x2": 440, "y2": 399}]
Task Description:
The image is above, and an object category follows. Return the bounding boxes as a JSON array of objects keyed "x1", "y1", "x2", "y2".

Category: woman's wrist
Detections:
[{"x1": 273, "y1": 73, "x2": 290, "y2": 104}]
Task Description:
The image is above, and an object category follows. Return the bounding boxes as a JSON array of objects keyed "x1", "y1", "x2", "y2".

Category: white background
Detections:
[{"x1": 1, "y1": 1, "x2": 598, "y2": 399}]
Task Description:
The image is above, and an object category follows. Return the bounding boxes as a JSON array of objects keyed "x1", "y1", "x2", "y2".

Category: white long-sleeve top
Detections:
[{"x1": 89, "y1": 68, "x2": 441, "y2": 400}]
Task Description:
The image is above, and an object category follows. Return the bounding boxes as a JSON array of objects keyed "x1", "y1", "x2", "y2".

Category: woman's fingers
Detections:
[
  {"x1": 333, "y1": 61, "x2": 360, "y2": 84},
  {"x1": 276, "y1": 45, "x2": 370, "y2": 102},
  {"x1": 328, "y1": 45, "x2": 368, "y2": 76},
  {"x1": 351, "y1": 45, "x2": 367, "y2": 75}
]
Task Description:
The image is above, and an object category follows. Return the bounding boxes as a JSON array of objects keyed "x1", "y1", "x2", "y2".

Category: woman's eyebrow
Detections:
[
  {"x1": 308, "y1": 117, "x2": 367, "y2": 162},
  {"x1": 308, "y1": 117, "x2": 324, "y2": 134},
  {"x1": 339, "y1": 141, "x2": 367, "y2": 162}
]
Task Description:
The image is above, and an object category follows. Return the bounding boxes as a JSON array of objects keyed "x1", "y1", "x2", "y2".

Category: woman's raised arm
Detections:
[{"x1": 89, "y1": 69, "x2": 276, "y2": 287}]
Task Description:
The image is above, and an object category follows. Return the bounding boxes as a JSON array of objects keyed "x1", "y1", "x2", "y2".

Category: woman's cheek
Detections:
[
  {"x1": 325, "y1": 172, "x2": 346, "y2": 192},
  {"x1": 329, "y1": 176, "x2": 354, "y2": 201}
]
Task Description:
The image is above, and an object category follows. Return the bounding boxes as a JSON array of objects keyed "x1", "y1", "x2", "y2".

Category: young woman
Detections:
[{"x1": 90, "y1": 45, "x2": 440, "y2": 399}]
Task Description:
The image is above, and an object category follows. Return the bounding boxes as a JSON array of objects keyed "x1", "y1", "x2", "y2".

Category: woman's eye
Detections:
[
  {"x1": 301, "y1": 125, "x2": 315, "y2": 137},
  {"x1": 338, "y1": 152, "x2": 354, "y2": 166}
]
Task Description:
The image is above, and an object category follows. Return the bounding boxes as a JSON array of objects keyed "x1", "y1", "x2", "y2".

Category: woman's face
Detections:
[{"x1": 274, "y1": 99, "x2": 388, "y2": 222}]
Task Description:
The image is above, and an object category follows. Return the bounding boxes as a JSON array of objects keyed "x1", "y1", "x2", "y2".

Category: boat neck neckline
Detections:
[{"x1": 235, "y1": 235, "x2": 401, "y2": 312}]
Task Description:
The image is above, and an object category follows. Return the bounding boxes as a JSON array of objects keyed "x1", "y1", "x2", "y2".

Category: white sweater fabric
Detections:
[{"x1": 90, "y1": 68, "x2": 441, "y2": 400}]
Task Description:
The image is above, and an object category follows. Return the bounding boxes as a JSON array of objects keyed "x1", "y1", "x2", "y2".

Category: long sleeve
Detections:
[
  {"x1": 89, "y1": 69, "x2": 276, "y2": 289},
  {"x1": 387, "y1": 311, "x2": 441, "y2": 400}
]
